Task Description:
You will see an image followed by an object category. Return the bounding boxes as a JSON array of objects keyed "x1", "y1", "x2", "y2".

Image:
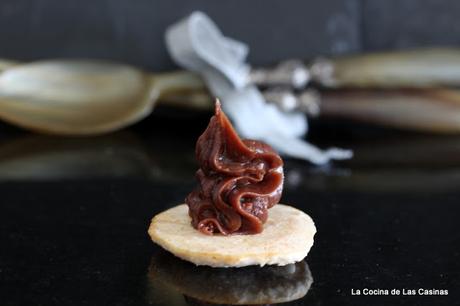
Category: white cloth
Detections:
[{"x1": 165, "y1": 11, "x2": 352, "y2": 164}]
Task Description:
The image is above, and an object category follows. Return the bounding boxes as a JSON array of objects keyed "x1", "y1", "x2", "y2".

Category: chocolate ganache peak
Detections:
[{"x1": 186, "y1": 100, "x2": 284, "y2": 235}]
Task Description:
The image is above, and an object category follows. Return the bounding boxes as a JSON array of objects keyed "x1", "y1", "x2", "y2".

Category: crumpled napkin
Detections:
[{"x1": 165, "y1": 11, "x2": 352, "y2": 164}]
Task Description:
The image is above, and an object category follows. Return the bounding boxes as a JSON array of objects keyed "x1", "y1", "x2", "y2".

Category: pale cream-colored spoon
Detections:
[
  {"x1": 0, "y1": 59, "x2": 207, "y2": 135},
  {"x1": 3, "y1": 48, "x2": 460, "y2": 135}
]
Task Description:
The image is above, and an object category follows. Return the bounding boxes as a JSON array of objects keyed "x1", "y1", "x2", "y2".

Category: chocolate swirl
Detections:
[{"x1": 186, "y1": 101, "x2": 284, "y2": 235}]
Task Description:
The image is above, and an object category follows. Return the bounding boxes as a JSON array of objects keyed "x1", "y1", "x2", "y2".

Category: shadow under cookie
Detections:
[{"x1": 147, "y1": 250, "x2": 313, "y2": 305}]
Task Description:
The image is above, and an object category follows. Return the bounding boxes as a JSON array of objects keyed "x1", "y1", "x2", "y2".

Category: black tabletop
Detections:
[{"x1": 0, "y1": 109, "x2": 459, "y2": 306}]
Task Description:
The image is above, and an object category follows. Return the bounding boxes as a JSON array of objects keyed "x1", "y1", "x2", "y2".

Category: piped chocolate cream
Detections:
[{"x1": 186, "y1": 100, "x2": 284, "y2": 235}]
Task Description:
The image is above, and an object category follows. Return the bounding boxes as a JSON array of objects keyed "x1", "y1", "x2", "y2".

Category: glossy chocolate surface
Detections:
[{"x1": 186, "y1": 102, "x2": 283, "y2": 235}]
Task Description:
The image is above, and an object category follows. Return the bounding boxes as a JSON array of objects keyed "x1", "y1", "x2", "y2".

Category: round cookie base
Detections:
[{"x1": 148, "y1": 204, "x2": 316, "y2": 267}]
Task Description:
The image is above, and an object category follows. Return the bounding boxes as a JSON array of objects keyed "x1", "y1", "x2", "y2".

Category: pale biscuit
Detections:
[{"x1": 148, "y1": 204, "x2": 316, "y2": 267}]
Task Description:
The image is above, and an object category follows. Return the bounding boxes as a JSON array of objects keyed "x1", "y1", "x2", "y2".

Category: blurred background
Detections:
[
  {"x1": 1, "y1": 1, "x2": 459, "y2": 306},
  {"x1": 2, "y1": 0, "x2": 460, "y2": 69},
  {"x1": 0, "y1": 0, "x2": 459, "y2": 188}
]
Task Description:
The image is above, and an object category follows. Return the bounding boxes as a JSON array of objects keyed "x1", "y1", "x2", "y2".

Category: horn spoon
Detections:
[
  {"x1": 2, "y1": 48, "x2": 460, "y2": 135},
  {"x1": 0, "y1": 59, "x2": 205, "y2": 135}
]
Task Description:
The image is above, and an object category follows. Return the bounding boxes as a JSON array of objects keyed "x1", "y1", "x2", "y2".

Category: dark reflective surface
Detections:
[
  {"x1": 147, "y1": 250, "x2": 312, "y2": 305},
  {"x1": 0, "y1": 111, "x2": 459, "y2": 306}
]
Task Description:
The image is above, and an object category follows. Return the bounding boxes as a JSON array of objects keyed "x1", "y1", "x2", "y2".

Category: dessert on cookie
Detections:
[{"x1": 148, "y1": 99, "x2": 316, "y2": 267}]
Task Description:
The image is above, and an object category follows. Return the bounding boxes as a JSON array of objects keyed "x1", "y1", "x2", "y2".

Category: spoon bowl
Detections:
[{"x1": 0, "y1": 59, "x2": 205, "y2": 135}]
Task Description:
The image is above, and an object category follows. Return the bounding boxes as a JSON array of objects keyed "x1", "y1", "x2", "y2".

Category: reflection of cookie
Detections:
[
  {"x1": 147, "y1": 250, "x2": 313, "y2": 305},
  {"x1": 148, "y1": 204, "x2": 316, "y2": 267}
]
